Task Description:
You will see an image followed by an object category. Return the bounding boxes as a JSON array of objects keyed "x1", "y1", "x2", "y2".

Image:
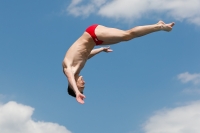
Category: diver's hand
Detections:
[
  {"x1": 76, "y1": 93, "x2": 86, "y2": 104},
  {"x1": 102, "y1": 46, "x2": 113, "y2": 53}
]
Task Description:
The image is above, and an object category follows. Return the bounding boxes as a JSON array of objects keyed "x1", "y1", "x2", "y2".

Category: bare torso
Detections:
[{"x1": 63, "y1": 32, "x2": 95, "y2": 77}]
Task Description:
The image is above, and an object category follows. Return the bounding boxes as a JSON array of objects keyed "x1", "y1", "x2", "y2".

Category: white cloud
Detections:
[
  {"x1": 143, "y1": 101, "x2": 200, "y2": 133},
  {"x1": 67, "y1": 0, "x2": 106, "y2": 17},
  {"x1": 67, "y1": 0, "x2": 200, "y2": 26},
  {"x1": 177, "y1": 72, "x2": 200, "y2": 85},
  {"x1": 0, "y1": 101, "x2": 71, "y2": 133},
  {"x1": 177, "y1": 72, "x2": 200, "y2": 95}
]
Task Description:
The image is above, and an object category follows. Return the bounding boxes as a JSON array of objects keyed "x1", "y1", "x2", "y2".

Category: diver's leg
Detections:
[{"x1": 96, "y1": 21, "x2": 175, "y2": 44}]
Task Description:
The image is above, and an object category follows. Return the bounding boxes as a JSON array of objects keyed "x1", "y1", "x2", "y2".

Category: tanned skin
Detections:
[{"x1": 62, "y1": 21, "x2": 175, "y2": 104}]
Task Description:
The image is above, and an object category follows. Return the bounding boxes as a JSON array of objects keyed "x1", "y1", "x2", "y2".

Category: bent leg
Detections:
[{"x1": 95, "y1": 21, "x2": 175, "y2": 45}]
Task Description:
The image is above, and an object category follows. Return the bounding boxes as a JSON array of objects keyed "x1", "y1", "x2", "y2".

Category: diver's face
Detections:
[{"x1": 77, "y1": 76, "x2": 85, "y2": 92}]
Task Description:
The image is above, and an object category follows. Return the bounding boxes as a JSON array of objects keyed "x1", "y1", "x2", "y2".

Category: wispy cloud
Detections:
[
  {"x1": 178, "y1": 72, "x2": 200, "y2": 85},
  {"x1": 67, "y1": 0, "x2": 106, "y2": 17},
  {"x1": 0, "y1": 101, "x2": 71, "y2": 133},
  {"x1": 67, "y1": 0, "x2": 200, "y2": 26},
  {"x1": 143, "y1": 101, "x2": 200, "y2": 133},
  {"x1": 177, "y1": 72, "x2": 200, "y2": 94}
]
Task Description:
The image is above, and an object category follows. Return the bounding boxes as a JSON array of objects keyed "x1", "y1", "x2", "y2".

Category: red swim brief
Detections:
[{"x1": 85, "y1": 24, "x2": 103, "y2": 45}]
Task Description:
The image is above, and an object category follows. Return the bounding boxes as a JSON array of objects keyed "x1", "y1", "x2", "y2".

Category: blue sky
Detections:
[{"x1": 1, "y1": 0, "x2": 200, "y2": 133}]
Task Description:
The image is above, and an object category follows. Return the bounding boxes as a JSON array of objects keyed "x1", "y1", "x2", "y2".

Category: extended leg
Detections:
[
  {"x1": 95, "y1": 21, "x2": 175, "y2": 44},
  {"x1": 126, "y1": 21, "x2": 174, "y2": 38}
]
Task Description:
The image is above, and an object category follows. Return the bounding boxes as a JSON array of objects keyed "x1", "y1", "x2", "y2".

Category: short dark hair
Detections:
[
  {"x1": 68, "y1": 85, "x2": 76, "y2": 97},
  {"x1": 67, "y1": 85, "x2": 83, "y2": 97}
]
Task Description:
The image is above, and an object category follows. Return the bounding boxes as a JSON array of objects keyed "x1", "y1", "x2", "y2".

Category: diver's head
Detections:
[{"x1": 68, "y1": 76, "x2": 85, "y2": 97}]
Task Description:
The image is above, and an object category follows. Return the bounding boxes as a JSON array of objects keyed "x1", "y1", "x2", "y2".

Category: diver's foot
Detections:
[{"x1": 157, "y1": 20, "x2": 175, "y2": 32}]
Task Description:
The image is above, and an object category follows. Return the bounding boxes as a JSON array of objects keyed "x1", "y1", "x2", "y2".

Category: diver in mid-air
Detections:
[{"x1": 62, "y1": 20, "x2": 175, "y2": 104}]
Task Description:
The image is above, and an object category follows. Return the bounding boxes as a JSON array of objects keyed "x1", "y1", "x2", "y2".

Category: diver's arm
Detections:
[
  {"x1": 63, "y1": 67, "x2": 80, "y2": 95},
  {"x1": 62, "y1": 59, "x2": 80, "y2": 94},
  {"x1": 62, "y1": 61, "x2": 85, "y2": 104},
  {"x1": 88, "y1": 47, "x2": 113, "y2": 59}
]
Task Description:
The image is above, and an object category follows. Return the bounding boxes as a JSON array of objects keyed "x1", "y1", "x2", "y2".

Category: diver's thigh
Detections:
[{"x1": 95, "y1": 25, "x2": 128, "y2": 42}]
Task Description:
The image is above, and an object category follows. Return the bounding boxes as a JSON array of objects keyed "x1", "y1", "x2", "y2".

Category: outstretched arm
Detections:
[
  {"x1": 62, "y1": 61, "x2": 85, "y2": 104},
  {"x1": 88, "y1": 47, "x2": 113, "y2": 59}
]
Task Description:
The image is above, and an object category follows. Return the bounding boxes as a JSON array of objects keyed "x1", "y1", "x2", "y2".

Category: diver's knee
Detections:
[{"x1": 122, "y1": 31, "x2": 133, "y2": 41}]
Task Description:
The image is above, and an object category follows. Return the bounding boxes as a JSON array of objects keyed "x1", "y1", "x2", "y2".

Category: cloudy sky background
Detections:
[{"x1": 1, "y1": 0, "x2": 200, "y2": 133}]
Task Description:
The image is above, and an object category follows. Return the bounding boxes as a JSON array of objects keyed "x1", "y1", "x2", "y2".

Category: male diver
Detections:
[{"x1": 62, "y1": 21, "x2": 175, "y2": 104}]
